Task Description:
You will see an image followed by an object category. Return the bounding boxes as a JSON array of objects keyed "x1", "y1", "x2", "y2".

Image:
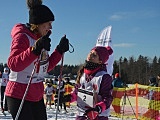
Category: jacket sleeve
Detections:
[
  {"x1": 7, "y1": 33, "x2": 38, "y2": 72},
  {"x1": 97, "y1": 74, "x2": 113, "y2": 112}
]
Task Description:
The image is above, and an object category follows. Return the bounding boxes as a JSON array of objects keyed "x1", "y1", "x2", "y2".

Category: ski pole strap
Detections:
[{"x1": 69, "y1": 43, "x2": 74, "y2": 53}]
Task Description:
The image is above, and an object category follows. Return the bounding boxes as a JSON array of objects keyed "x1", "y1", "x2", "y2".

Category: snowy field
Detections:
[
  {"x1": 0, "y1": 104, "x2": 123, "y2": 120},
  {"x1": 0, "y1": 105, "x2": 121, "y2": 120},
  {"x1": 0, "y1": 79, "x2": 122, "y2": 120},
  {"x1": 0, "y1": 105, "x2": 78, "y2": 120}
]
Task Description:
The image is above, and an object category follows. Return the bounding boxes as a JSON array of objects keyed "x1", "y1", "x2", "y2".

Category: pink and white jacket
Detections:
[{"x1": 5, "y1": 23, "x2": 62, "y2": 102}]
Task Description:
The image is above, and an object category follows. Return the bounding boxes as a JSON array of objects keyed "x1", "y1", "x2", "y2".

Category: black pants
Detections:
[
  {"x1": 1, "y1": 86, "x2": 8, "y2": 110},
  {"x1": 6, "y1": 96, "x2": 47, "y2": 120},
  {"x1": 55, "y1": 92, "x2": 66, "y2": 110}
]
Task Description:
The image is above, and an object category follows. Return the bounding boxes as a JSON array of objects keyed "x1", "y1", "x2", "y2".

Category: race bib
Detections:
[{"x1": 77, "y1": 89, "x2": 94, "y2": 110}]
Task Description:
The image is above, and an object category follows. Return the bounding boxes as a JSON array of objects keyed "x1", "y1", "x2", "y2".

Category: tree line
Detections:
[
  {"x1": 113, "y1": 55, "x2": 160, "y2": 85},
  {"x1": 1, "y1": 55, "x2": 160, "y2": 85}
]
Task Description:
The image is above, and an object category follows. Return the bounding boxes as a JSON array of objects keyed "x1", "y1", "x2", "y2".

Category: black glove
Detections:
[
  {"x1": 56, "y1": 35, "x2": 69, "y2": 54},
  {"x1": 32, "y1": 31, "x2": 51, "y2": 55},
  {"x1": 84, "y1": 106, "x2": 101, "y2": 120}
]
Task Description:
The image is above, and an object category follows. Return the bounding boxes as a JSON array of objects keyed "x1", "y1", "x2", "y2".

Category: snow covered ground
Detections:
[
  {"x1": 0, "y1": 103, "x2": 125, "y2": 120},
  {"x1": 0, "y1": 79, "x2": 125, "y2": 120},
  {"x1": 0, "y1": 105, "x2": 76, "y2": 120},
  {"x1": 0, "y1": 104, "x2": 77, "y2": 119},
  {"x1": 0, "y1": 104, "x2": 121, "y2": 120}
]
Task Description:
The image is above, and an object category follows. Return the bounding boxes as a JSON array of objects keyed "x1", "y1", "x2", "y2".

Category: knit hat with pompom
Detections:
[
  {"x1": 91, "y1": 46, "x2": 113, "y2": 64},
  {"x1": 27, "y1": 0, "x2": 54, "y2": 25}
]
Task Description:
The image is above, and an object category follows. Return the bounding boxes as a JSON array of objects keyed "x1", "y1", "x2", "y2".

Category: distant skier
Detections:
[
  {"x1": 55, "y1": 77, "x2": 68, "y2": 113},
  {"x1": 64, "y1": 77, "x2": 74, "y2": 108},
  {"x1": 1, "y1": 67, "x2": 9, "y2": 113},
  {"x1": 44, "y1": 82, "x2": 54, "y2": 109}
]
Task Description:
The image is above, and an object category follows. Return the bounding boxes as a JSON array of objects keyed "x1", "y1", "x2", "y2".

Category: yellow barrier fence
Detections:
[
  {"x1": 44, "y1": 83, "x2": 160, "y2": 119},
  {"x1": 110, "y1": 84, "x2": 160, "y2": 120}
]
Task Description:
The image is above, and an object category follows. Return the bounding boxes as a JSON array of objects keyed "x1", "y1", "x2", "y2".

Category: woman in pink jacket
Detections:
[{"x1": 5, "y1": 0, "x2": 69, "y2": 120}]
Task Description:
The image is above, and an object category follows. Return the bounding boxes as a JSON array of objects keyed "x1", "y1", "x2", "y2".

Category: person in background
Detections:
[
  {"x1": 64, "y1": 46, "x2": 113, "y2": 120},
  {"x1": 112, "y1": 73, "x2": 124, "y2": 88},
  {"x1": 0, "y1": 71, "x2": 2, "y2": 78},
  {"x1": 157, "y1": 73, "x2": 160, "y2": 87},
  {"x1": 142, "y1": 76, "x2": 159, "y2": 119},
  {"x1": 149, "y1": 76, "x2": 158, "y2": 87},
  {"x1": 111, "y1": 73, "x2": 125, "y2": 116},
  {"x1": 64, "y1": 77, "x2": 74, "y2": 108},
  {"x1": 5, "y1": 0, "x2": 69, "y2": 120},
  {"x1": 1, "y1": 67, "x2": 9, "y2": 113},
  {"x1": 44, "y1": 82, "x2": 54, "y2": 109},
  {"x1": 52, "y1": 76, "x2": 58, "y2": 85},
  {"x1": 65, "y1": 77, "x2": 73, "y2": 86},
  {"x1": 55, "y1": 77, "x2": 68, "y2": 113},
  {"x1": 156, "y1": 74, "x2": 160, "y2": 119}
]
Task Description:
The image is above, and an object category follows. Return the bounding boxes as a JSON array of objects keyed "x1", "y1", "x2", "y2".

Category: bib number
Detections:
[{"x1": 77, "y1": 89, "x2": 94, "y2": 109}]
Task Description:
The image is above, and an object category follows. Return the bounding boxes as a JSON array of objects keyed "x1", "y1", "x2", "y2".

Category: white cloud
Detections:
[
  {"x1": 109, "y1": 12, "x2": 129, "y2": 21},
  {"x1": 109, "y1": 14, "x2": 123, "y2": 21},
  {"x1": 109, "y1": 10, "x2": 159, "y2": 21},
  {"x1": 113, "y1": 43, "x2": 135, "y2": 47}
]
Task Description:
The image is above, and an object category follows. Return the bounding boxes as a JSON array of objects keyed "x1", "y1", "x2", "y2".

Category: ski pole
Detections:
[
  {"x1": 55, "y1": 53, "x2": 64, "y2": 120},
  {"x1": 2, "y1": 94, "x2": 6, "y2": 116},
  {"x1": 15, "y1": 59, "x2": 38, "y2": 120},
  {"x1": 55, "y1": 35, "x2": 74, "y2": 120}
]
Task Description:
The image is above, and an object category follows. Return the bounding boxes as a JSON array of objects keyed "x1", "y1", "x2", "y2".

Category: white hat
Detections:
[{"x1": 4, "y1": 67, "x2": 9, "y2": 71}]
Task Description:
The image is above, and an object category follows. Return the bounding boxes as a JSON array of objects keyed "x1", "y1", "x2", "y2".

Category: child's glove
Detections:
[
  {"x1": 32, "y1": 31, "x2": 51, "y2": 55},
  {"x1": 84, "y1": 106, "x2": 101, "y2": 120},
  {"x1": 56, "y1": 35, "x2": 69, "y2": 54}
]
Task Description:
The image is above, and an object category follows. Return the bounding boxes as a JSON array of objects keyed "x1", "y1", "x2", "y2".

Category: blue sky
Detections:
[{"x1": 0, "y1": 0, "x2": 160, "y2": 65}]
